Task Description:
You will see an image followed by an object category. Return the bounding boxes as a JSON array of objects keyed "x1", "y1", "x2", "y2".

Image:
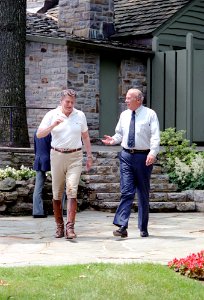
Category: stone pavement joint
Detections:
[{"x1": 0, "y1": 211, "x2": 204, "y2": 267}]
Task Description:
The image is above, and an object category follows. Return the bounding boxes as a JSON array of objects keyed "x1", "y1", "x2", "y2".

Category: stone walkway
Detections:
[{"x1": 1, "y1": 211, "x2": 204, "y2": 267}]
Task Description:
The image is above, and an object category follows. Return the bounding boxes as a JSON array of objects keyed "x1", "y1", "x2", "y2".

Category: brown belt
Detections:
[
  {"x1": 51, "y1": 147, "x2": 82, "y2": 154},
  {"x1": 123, "y1": 148, "x2": 150, "y2": 154}
]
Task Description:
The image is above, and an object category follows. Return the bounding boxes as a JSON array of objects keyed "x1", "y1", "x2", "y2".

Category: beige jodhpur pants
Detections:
[{"x1": 50, "y1": 149, "x2": 83, "y2": 200}]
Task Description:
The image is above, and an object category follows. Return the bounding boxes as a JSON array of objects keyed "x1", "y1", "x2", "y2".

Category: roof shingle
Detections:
[
  {"x1": 26, "y1": 0, "x2": 193, "y2": 51},
  {"x1": 113, "y1": 0, "x2": 192, "y2": 37}
]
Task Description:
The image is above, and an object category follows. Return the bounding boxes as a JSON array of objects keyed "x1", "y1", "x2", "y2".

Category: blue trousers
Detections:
[
  {"x1": 113, "y1": 150, "x2": 153, "y2": 231},
  {"x1": 32, "y1": 170, "x2": 46, "y2": 215}
]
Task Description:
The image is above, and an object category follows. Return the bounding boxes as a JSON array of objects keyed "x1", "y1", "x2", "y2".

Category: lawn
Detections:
[{"x1": 0, "y1": 263, "x2": 204, "y2": 300}]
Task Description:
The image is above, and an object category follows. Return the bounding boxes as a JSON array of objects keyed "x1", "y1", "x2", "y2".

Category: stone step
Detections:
[
  {"x1": 91, "y1": 157, "x2": 119, "y2": 166},
  {"x1": 150, "y1": 192, "x2": 190, "y2": 201},
  {"x1": 151, "y1": 173, "x2": 169, "y2": 181},
  {"x1": 82, "y1": 174, "x2": 120, "y2": 183},
  {"x1": 149, "y1": 201, "x2": 196, "y2": 212},
  {"x1": 83, "y1": 165, "x2": 119, "y2": 176},
  {"x1": 83, "y1": 164, "x2": 162, "y2": 175},
  {"x1": 90, "y1": 201, "x2": 196, "y2": 212},
  {"x1": 93, "y1": 191, "x2": 193, "y2": 203},
  {"x1": 92, "y1": 151, "x2": 119, "y2": 159},
  {"x1": 87, "y1": 182, "x2": 178, "y2": 193},
  {"x1": 91, "y1": 150, "x2": 161, "y2": 168},
  {"x1": 150, "y1": 183, "x2": 178, "y2": 192},
  {"x1": 82, "y1": 173, "x2": 170, "y2": 184}
]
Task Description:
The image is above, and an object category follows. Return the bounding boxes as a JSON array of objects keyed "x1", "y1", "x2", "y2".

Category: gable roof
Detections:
[
  {"x1": 113, "y1": 0, "x2": 193, "y2": 38},
  {"x1": 26, "y1": 13, "x2": 152, "y2": 54},
  {"x1": 26, "y1": 0, "x2": 194, "y2": 51}
]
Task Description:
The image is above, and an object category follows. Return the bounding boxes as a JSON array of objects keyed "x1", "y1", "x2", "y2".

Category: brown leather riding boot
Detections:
[
  {"x1": 53, "y1": 199, "x2": 64, "y2": 238},
  {"x1": 65, "y1": 198, "x2": 77, "y2": 239}
]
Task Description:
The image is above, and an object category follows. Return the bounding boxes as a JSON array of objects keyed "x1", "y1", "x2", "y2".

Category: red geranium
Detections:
[{"x1": 168, "y1": 250, "x2": 204, "y2": 279}]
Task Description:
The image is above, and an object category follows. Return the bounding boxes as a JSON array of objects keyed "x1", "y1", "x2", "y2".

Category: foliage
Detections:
[
  {"x1": 0, "y1": 166, "x2": 86, "y2": 188},
  {"x1": 160, "y1": 128, "x2": 204, "y2": 190},
  {"x1": 0, "y1": 263, "x2": 204, "y2": 300},
  {"x1": 169, "y1": 153, "x2": 204, "y2": 190},
  {"x1": 160, "y1": 128, "x2": 197, "y2": 173},
  {"x1": 168, "y1": 250, "x2": 204, "y2": 280},
  {"x1": 0, "y1": 165, "x2": 35, "y2": 181}
]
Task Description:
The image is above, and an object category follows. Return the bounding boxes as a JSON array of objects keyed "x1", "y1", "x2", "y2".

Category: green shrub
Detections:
[
  {"x1": 160, "y1": 128, "x2": 197, "y2": 172},
  {"x1": 160, "y1": 128, "x2": 204, "y2": 190}
]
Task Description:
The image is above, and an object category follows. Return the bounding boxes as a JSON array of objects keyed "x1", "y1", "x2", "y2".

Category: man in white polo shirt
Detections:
[{"x1": 37, "y1": 89, "x2": 93, "y2": 239}]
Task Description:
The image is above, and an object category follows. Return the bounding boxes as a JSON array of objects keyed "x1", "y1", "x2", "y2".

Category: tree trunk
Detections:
[{"x1": 0, "y1": 0, "x2": 30, "y2": 147}]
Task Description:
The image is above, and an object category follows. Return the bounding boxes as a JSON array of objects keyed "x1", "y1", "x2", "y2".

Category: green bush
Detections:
[{"x1": 160, "y1": 128, "x2": 204, "y2": 190}]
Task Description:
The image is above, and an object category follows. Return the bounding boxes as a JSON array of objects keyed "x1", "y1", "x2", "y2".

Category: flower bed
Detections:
[{"x1": 168, "y1": 250, "x2": 204, "y2": 280}]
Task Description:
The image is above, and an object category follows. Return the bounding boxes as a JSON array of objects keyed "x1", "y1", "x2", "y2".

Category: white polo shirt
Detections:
[{"x1": 39, "y1": 106, "x2": 88, "y2": 149}]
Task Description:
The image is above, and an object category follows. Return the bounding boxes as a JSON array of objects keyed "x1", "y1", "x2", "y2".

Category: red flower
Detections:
[{"x1": 168, "y1": 250, "x2": 204, "y2": 279}]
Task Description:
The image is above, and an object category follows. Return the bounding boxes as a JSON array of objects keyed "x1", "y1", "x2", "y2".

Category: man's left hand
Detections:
[{"x1": 86, "y1": 157, "x2": 93, "y2": 171}]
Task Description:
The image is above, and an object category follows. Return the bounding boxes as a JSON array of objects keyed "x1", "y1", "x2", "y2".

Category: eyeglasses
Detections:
[{"x1": 61, "y1": 89, "x2": 77, "y2": 97}]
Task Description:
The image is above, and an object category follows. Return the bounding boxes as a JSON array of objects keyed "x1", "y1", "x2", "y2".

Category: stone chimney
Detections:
[{"x1": 58, "y1": 0, "x2": 115, "y2": 39}]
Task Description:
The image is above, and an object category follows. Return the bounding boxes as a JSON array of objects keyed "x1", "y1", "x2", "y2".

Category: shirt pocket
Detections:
[{"x1": 136, "y1": 121, "x2": 150, "y2": 135}]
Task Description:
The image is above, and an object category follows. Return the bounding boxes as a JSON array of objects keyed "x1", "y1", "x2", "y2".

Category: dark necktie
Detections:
[{"x1": 127, "y1": 111, "x2": 135, "y2": 148}]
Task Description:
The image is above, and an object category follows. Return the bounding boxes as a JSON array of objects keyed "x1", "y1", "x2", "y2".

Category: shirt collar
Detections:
[
  {"x1": 128, "y1": 105, "x2": 143, "y2": 116},
  {"x1": 57, "y1": 106, "x2": 77, "y2": 117},
  {"x1": 135, "y1": 105, "x2": 143, "y2": 116}
]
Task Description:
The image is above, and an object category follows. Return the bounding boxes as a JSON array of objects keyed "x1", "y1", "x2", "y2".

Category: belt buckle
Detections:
[
  {"x1": 130, "y1": 149, "x2": 135, "y2": 154},
  {"x1": 59, "y1": 148, "x2": 67, "y2": 153}
]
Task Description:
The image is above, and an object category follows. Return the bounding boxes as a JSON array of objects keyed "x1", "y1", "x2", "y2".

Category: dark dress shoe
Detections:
[
  {"x1": 140, "y1": 231, "x2": 149, "y2": 237},
  {"x1": 33, "y1": 215, "x2": 47, "y2": 218},
  {"x1": 113, "y1": 226, "x2": 128, "y2": 238}
]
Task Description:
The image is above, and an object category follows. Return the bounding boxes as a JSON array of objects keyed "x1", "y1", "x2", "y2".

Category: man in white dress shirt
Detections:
[{"x1": 102, "y1": 88, "x2": 160, "y2": 238}]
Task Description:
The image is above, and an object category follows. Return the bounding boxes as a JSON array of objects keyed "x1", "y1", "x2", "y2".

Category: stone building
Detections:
[{"x1": 26, "y1": 0, "x2": 204, "y2": 145}]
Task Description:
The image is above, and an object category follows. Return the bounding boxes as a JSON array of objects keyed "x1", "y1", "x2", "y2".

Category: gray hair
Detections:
[{"x1": 128, "y1": 88, "x2": 144, "y2": 102}]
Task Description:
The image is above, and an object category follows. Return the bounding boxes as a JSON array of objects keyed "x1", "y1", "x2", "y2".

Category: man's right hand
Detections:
[
  {"x1": 101, "y1": 135, "x2": 114, "y2": 145},
  {"x1": 53, "y1": 117, "x2": 64, "y2": 127},
  {"x1": 37, "y1": 118, "x2": 64, "y2": 138}
]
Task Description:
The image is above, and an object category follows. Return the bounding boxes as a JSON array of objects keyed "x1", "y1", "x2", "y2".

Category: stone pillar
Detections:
[{"x1": 58, "y1": 0, "x2": 114, "y2": 39}]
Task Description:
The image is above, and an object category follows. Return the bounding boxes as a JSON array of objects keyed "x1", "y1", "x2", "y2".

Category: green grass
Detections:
[{"x1": 0, "y1": 263, "x2": 204, "y2": 300}]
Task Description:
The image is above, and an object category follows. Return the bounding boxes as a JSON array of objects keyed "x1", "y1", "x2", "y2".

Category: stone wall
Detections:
[
  {"x1": 118, "y1": 57, "x2": 147, "y2": 112},
  {"x1": 67, "y1": 47, "x2": 100, "y2": 140},
  {"x1": 0, "y1": 175, "x2": 90, "y2": 216},
  {"x1": 0, "y1": 148, "x2": 91, "y2": 216},
  {"x1": 25, "y1": 41, "x2": 102, "y2": 145},
  {"x1": 25, "y1": 40, "x2": 68, "y2": 145},
  {"x1": 0, "y1": 147, "x2": 42, "y2": 215}
]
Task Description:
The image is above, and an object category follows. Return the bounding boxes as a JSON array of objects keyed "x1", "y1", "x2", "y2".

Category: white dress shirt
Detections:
[{"x1": 112, "y1": 106, "x2": 160, "y2": 157}]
